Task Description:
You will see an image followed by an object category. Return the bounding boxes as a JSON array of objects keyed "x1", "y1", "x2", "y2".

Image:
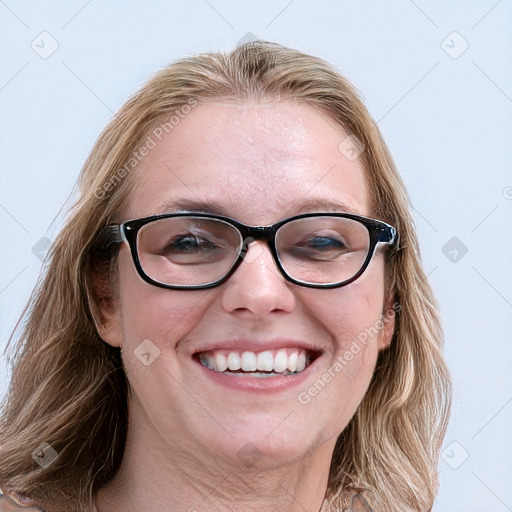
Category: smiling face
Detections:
[{"x1": 100, "y1": 98, "x2": 395, "y2": 475}]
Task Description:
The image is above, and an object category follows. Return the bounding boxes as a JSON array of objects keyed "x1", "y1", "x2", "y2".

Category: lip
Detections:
[
  {"x1": 192, "y1": 344, "x2": 323, "y2": 393},
  {"x1": 189, "y1": 337, "x2": 324, "y2": 356}
]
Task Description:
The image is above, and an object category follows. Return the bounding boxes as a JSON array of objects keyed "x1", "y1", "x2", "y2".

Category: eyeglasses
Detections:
[{"x1": 110, "y1": 212, "x2": 398, "y2": 290}]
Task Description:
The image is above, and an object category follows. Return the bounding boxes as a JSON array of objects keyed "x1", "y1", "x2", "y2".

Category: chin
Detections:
[{"x1": 203, "y1": 418, "x2": 326, "y2": 470}]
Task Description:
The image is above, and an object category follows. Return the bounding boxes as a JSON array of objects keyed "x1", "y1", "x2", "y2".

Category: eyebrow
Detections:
[{"x1": 155, "y1": 197, "x2": 361, "y2": 217}]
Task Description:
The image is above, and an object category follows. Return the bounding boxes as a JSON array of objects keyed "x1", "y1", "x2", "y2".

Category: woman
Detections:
[{"x1": 0, "y1": 41, "x2": 452, "y2": 512}]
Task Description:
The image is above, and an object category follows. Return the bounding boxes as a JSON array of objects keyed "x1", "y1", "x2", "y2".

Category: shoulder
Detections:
[{"x1": 0, "y1": 493, "x2": 47, "y2": 512}]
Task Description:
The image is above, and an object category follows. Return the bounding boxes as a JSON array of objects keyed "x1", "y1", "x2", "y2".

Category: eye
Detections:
[
  {"x1": 304, "y1": 235, "x2": 346, "y2": 251},
  {"x1": 163, "y1": 233, "x2": 219, "y2": 254},
  {"x1": 285, "y1": 231, "x2": 351, "y2": 262},
  {"x1": 294, "y1": 231, "x2": 349, "y2": 252}
]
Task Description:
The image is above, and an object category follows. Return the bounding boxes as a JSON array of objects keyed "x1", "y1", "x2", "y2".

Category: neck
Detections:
[{"x1": 94, "y1": 408, "x2": 335, "y2": 512}]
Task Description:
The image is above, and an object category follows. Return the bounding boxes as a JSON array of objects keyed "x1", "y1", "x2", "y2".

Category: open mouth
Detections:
[{"x1": 194, "y1": 348, "x2": 321, "y2": 377}]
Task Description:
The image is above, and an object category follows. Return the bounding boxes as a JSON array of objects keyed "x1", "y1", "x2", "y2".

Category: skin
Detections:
[{"x1": 95, "y1": 99, "x2": 395, "y2": 512}]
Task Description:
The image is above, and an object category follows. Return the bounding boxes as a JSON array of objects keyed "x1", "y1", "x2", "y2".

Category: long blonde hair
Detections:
[{"x1": 0, "y1": 41, "x2": 451, "y2": 511}]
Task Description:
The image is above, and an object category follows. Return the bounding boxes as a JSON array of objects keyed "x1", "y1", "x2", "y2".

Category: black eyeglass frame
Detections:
[{"x1": 110, "y1": 212, "x2": 398, "y2": 290}]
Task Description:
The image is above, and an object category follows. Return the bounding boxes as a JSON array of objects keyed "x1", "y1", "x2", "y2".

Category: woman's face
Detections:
[{"x1": 101, "y1": 99, "x2": 395, "y2": 472}]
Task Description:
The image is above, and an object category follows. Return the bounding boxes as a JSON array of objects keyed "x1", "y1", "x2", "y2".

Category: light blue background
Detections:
[{"x1": 1, "y1": 1, "x2": 511, "y2": 510}]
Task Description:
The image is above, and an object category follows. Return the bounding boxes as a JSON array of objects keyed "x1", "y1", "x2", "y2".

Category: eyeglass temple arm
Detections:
[
  {"x1": 376, "y1": 224, "x2": 398, "y2": 246},
  {"x1": 104, "y1": 224, "x2": 126, "y2": 244}
]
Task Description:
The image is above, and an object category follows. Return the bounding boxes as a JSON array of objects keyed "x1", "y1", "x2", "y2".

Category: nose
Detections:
[{"x1": 221, "y1": 239, "x2": 296, "y2": 317}]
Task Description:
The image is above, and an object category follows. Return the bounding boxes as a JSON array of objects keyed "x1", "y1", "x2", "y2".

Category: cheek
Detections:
[
  {"x1": 115, "y1": 246, "x2": 211, "y2": 347},
  {"x1": 309, "y1": 255, "x2": 386, "y2": 350},
  {"x1": 295, "y1": 258, "x2": 386, "y2": 430}
]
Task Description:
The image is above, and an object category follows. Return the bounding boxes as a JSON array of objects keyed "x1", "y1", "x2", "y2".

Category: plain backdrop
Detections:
[{"x1": 1, "y1": 1, "x2": 511, "y2": 510}]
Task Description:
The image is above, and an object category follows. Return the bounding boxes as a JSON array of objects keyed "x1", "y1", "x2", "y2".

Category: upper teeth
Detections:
[{"x1": 199, "y1": 349, "x2": 308, "y2": 374}]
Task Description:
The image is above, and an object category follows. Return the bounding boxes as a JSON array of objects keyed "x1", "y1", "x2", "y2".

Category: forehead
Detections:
[{"x1": 127, "y1": 100, "x2": 369, "y2": 223}]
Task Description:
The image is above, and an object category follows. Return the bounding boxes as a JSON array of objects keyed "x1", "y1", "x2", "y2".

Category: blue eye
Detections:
[
  {"x1": 307, "y1": 236, "x2": 345, "y2": 250},
  {"x1": 164, "y1": 234, "x2": 218, "y2": 253},
  {"x1": 286, "y1": 234, "x2": 350, "y2": 261}
]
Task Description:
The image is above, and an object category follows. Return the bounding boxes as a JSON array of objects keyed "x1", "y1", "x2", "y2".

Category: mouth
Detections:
[{"x1": 193, "y1": 348, "x2": 321, "y2": 378}]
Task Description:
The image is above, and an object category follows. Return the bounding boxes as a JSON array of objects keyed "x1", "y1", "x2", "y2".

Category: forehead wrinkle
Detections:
[{"x1": 154, "y1": 196, "x2": 362, "y2": 218}]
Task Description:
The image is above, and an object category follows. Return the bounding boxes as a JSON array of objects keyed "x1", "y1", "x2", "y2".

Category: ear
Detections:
[
  {"x1": 378, "y1": 292, "x2": 397, "y2": 351},
  {"x1": 90, "y1": 267, "x2": 124, "y2": 349},
  {"x1": 94, "y1": 301, "x2": 124, "y2": 348}
]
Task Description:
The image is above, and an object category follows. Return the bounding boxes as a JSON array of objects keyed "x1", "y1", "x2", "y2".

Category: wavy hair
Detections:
[{"x1": 0, "y1": 41, "x2": 451, "y2": 512}]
